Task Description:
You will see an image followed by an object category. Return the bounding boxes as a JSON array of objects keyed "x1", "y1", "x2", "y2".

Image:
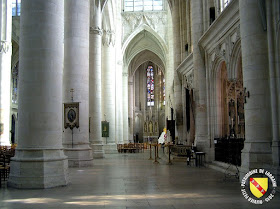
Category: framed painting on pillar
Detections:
[
  {"x1": 64, "y1": 102, "x2": 79, "y2": 130},
  {"x1": 102, "y1": 121, "x2": 109, "y2": 137}
]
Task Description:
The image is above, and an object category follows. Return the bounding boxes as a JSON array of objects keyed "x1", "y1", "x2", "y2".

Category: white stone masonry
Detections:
[
  {"x1": 8, "y1": 0, "x2": 68, "y2": 188},
  {"x1": 0, "y1": 0, "x2": 12, "y2": 146},
  {"x1": 63, "y1": 0, "x2": 93, "y2": 167},
  {"x1": 89, "y1": 0, "x2": 105, "y2": 158}
]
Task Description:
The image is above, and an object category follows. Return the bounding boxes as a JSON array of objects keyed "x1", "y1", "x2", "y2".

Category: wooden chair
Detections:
[{"x1": 0, "y1": 152, "x2": 10, "y2": 183}]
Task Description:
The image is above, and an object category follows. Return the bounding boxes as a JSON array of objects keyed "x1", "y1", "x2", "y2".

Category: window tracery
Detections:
[{"x1": 124, "y1": 0, "x2": 163, "y2": 12}]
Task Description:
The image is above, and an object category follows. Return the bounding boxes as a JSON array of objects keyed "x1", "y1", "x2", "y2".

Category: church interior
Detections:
[{"x1": 0, "y1": 0, "x2": 280, "y2": 208}]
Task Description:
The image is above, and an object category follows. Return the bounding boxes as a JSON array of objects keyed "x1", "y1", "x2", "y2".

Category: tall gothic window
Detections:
[
  {"x1": 147, "y1": 66, "x2": 154, "y2": 106},
  {"x1": 124, "y1": 0, "x2": 163, "y2": 12},
  {"x1": 158, "y1": 70, "x2": 165, "y2": 106},
  {"x1": 12, "y1": 63, "x2": 19, "y2": 104},
  {"x1": 12, "y1": 0, "x2": 21, "y2": 16}
]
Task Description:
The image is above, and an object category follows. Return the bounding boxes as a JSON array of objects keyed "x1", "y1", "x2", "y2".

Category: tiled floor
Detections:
[{"x1": 0, "y1": 151, "x2": 279, "y2": 209}]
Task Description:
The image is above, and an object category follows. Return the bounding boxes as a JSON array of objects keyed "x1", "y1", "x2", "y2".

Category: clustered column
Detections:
[
  {"x1": 8, "y1": 0, "x2": 68, "y2": 188},
  {"x1": 63, "y1": 0, "x2": 93, "y2": 167},
  {"x1": 101, "y1": 29, "x2": 117, "y2": 152},
  {"x1": 128, "y1": 77, "x2": 134, "y2": 142},
  {"x1": 171, "y1": 0, "x2": 184, "y2": 142},
  {"x1": 89, "y1": 0, "x2": 105, "y2": 158},
  {"x1": 0, "y1": 0, "x2": 12, "y2": 146},
  {"x1": 123, "y1": 72, "x2": 129, "y2": 143},
  {"x1": 190, "y1": 0, "x2": 209, "y2": 155}
]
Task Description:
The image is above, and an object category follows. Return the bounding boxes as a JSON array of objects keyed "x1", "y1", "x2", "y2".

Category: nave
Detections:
[{"x1": 1, "y1": 152, "x2": 280, "y2": 209}]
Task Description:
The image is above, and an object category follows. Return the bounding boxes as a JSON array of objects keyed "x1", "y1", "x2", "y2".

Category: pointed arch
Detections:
[
  {"x1": 228, "y1": 39, "x2": 242, "y2": 80},
  {"x1": 122, "y1": 24, "x2": 168, "y2": 56}
]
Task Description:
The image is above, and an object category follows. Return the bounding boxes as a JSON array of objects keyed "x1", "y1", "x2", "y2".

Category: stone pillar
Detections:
[
  {"x1": 0, "y1": 0, "x2": 12, "y2": 146},
  {"x1": 123, "y1": 72, "x2": 129, "y2": 143},
  {"x1": 191, "y1": 0, "x2": 209, "y2": 156},
  {"x1": 171, "y1": 1, "x2": 183, "y2": 142},
  {"x1": 239, "y1": 0, "x2": 272, "y2": 179},
  {"x1": 115, "y1": 0, "x2": 123, "y2": 144},
  {"x1": 191, "y1": 0, "x2": 210, "y2": 161},
  {"x1": 8, "y1": 0, "x2": 68, "y2": 188},
  {"x1": 89, "y1": 0, "x2": 104, "y2": 158},
  {"x1": 101, "y1": 29, "x2": 117, "y2": 153},
  {"x1": 128, "y1": 76, "x2": 134, "y2": 142},
  {"x1": 266, "y1": 0, "x2": 280, "y2": 185},
  {"x1": 116, "y1": 61, "x2": 124, "y2": 144},
  {"x1": 63, "y1": 0, "x2": 93, "y2": 167}
]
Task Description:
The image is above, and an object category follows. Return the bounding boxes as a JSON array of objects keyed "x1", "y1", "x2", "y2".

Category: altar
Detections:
[{"x1": 143, "y1": 120, "x2": 159, "y2": 143}]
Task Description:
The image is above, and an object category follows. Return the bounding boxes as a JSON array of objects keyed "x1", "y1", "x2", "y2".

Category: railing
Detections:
[
  {"x1": 171, "y1": 145, "x2": 192, "y2": 157},
  {"x1": 214, "y1": 138, "x2": 244, "y2": 166},
  {"x1": 117, "y1": 143, "x2": 147, "y2": 153}
]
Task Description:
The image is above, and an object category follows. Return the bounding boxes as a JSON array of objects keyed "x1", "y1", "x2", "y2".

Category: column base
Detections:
[
  {"x1": 64, "y1": 146, "x2": 93, "y2": 167},
  {"x1": 90, "y1": 143, "x2": 105, "y2": 158},
  {"x1": 8, "y1": 148, "x2": 69, "y2": 189},
  {"x1": 103, "y1": 144, "x2": 118, "y2": 154},
  {"x1": 239, "y1": 141, "x2": 272, "y2": 181}
]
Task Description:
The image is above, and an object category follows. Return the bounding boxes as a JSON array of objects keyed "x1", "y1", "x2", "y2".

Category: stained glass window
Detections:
[
  {"x1": 147, "y1": 66, "x2": 154, "y2": 106},
  {"x1": 163, "y1": 77, "x2": 165, "y2": 105},
  {"x1": 124, "y1": 0, "x2": 163, "y2": 12},
  {"x1": 12, "y1": 0, "x2": 21, "y2": 16}
]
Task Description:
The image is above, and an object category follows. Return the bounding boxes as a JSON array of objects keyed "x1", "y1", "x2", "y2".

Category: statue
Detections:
[
  {"x1": 144, "y1": 122, "x2": 147, "y2": 133},
  {"x1": 149, "y1": 121, "x2": 153, "y2": 133}
]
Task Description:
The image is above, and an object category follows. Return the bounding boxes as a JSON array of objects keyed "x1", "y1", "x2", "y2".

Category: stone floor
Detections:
[{"x1": 0, "y1": 151, "x2": 280, "y2": 209}]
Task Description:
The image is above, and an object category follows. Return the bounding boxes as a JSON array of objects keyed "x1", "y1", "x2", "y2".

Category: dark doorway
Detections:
[{"x1": 11, "y1": 115, "x2": 16, "y2": 144}]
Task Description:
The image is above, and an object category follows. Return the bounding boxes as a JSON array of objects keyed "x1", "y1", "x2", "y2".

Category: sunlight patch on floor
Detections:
[
  {"x1": 3, "y1": 198, "x2": 59, "y2": 204},
  {"x1": 71, "y1": 193, "x2": 222, "y2": 201},
  {"x1": 64, "y1": 200, "x2": 111, "y2": 206}
]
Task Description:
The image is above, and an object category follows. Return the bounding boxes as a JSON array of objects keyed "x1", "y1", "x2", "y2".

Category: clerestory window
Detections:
[
  {"x1": 12, "y1": 0, "x2": 21, "y2": 16},
  {"x1": 124, "y1": 0, "x2": 163, "y2": 12}
]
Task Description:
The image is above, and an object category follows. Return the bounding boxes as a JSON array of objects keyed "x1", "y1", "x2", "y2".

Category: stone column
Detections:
[
  {"x1": 8, "y1": 0, "x2": 68, "y2": 188},
  {"x1": 0, "y1": 0, "x2": 12, "y2": 146},
  {"x1": 116, "y1": 61, "x2": 124, "y2": 144},
  {"x1": 123, "y1": 72, "x2": 129, "y2": 143},
  {"x1": 266, "y1": 0, "x2": 280, "y2": 185},
  {"x1": 63, "y1": 0, "x2": 93, "y2": 167},
  {"x1": 89, "y1": 0, "x2": 104, "y2": 158},
  {"x1": 239, "y1": 0, "x2": 272, "y2": 179},
  {"x1": 101, "y1": 29, "x2": 117, "y2": 153},
  {"x1": 191, "y1": 0, "x2": 209, "y2": 156},
  {"x1": 114, "y1": 0, "x2": 123, "y2": 144},
  {"x1": 171, "y1": 0, "x2": 183, "y2": 142},
  {"x1": 128, "y1": 76, "x2": 134, "y2": 142}
]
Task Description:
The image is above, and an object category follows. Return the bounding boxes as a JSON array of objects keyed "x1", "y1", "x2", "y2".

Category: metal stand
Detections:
[
  {"x1": 148, "y1": 144, "x2": 153, "y2": 160},
  {"x1": 153, "y1": 144, "x2": 159, "y2": 164},
  {"x1": 71, "y1": 129, "x2": 74, "y2": 148},
  {"x1": 167, "y1": 143, "x2": 172, "y2": 165},
  {"x1": 156, "y1": 143, "x2": 161, "y2": 159}
]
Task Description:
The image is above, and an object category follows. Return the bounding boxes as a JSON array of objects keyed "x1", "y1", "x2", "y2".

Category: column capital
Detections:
[
  {"x1": 102, "y1": 29, "x2": 115, "y2": 47},
  {"x1": 123, "y1": 72, "x2": 128, "y2": 77},
  {"x1": 90, "y1": 26, "x2": 103, "y2": 36}
]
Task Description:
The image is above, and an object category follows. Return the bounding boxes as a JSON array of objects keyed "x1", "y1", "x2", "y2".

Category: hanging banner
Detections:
[{"x1": 64, "y1": 102, "x2": 79, "y2": 130}]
